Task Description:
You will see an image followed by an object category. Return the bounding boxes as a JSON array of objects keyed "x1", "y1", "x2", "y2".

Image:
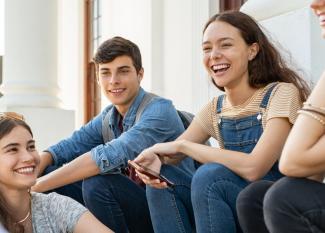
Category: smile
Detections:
[
  {"x1": 14, "y1": 166, "x2": 36, "y2": 175},
  {"x1": 109, "y1": 88, "x2": 125, "y2": 93},
  {"x1": 211, "y1": 63, "x2": 231, "y2": 74}
]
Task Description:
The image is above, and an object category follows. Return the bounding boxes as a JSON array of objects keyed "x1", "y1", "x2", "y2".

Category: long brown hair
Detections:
[
  {"x1": 0, "y1": 118, "x2": 33, "y2": 233},
  {"x1": 204, "y1": 11, "x2": 310, "y2": 101}
]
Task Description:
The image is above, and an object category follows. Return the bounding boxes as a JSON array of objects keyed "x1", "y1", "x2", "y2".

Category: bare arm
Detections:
[
  {"x1": 177, "y1": 118, "x2": 291, "y2": 181},
  {"x1": 136, "y1": 118, "x2": 291, "y2": 182},
  {"x1": 280, "y1": 72, "x2": 325, "y2": 179},
  {"x1": 161, "y1": 119, "x2": 211, "y2": 164},
  {"x1": 32, "y1": 152, "x2": 100, "y2": 192},
  {"x1": 73, "y1": 211, "x2": 114, "y2": 233}
]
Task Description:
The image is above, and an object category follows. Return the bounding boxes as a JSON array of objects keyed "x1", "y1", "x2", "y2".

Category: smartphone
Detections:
[{"x1": 128, "y1": 160, "x2": 174, "y2": 186}]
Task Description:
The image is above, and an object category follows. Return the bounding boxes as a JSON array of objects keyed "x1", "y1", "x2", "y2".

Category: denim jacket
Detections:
[{"x1": 47, "y1": 88, "x2": 184, "y2": 174}]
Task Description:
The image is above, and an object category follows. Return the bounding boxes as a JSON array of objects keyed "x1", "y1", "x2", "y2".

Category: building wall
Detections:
[
  {"x1": 241, "y1": 0, "x2": 325, "y2": 86},
  {"x1": 59, "y1": 0, "x2": 324, "y2": 128}
]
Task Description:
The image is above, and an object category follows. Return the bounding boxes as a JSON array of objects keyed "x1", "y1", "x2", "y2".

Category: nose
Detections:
[
  {"x1": 109, "y1": 73, "x2": 120, "y2": 84},
  {"x1": 210, "y1": 48, "x2": 222, "y2": 60},
  {"x1": 21, "y1": 150, "x2": 34, "y2": 163}
]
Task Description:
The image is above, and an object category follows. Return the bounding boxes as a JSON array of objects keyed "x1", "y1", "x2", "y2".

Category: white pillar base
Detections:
[{"x1": 0, "y1": 106, "x2": 74, "y2": 151}]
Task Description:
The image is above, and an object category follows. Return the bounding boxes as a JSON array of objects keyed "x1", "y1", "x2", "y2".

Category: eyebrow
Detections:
[
  {"x1": 202, "y1": 37, "x2": 234, "y2": 45},
  {"x1": 2, "y1": 140, "x2": 35, "y2": 150},
  {"x1": 99, "y1": 65, "x2": 131, "y2": 72}
]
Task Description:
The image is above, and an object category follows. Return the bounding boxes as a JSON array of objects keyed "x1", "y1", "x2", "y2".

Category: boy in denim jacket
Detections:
[{"x1": 32, "y1": 36, "x2": 193, "y2": 233}]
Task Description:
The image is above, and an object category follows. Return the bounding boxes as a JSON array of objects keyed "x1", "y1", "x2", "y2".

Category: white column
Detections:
[{"x1": 0, "y1": 0, "x2": 75, "y2": 151}]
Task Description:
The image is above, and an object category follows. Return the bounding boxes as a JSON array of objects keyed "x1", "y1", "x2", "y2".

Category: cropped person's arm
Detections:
[
  {"x1": 280, "y1": 73, "x2": 325, "y2": 179},
  {"x1": 74, "y1": 211, "x2": 114, "y2": 233}
]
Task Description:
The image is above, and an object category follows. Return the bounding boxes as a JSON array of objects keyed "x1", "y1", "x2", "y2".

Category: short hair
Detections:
[{"x1": 93, "y1": 36, "x2": 142, "y2": 73}]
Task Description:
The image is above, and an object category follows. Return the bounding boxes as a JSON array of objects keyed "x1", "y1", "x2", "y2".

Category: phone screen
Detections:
[{"x1": 128, "y1": 160, "x2": 174, "y2": 186}]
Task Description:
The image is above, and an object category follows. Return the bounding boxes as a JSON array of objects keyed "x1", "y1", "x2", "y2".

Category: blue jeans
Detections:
[
  {"x1": 83, "y1": 174, "x2": 153, "y2": 233},
  {"x1": 43, "y1": 166, "x2": 153, "y2": 233},
  {"x1": 146, "y1": 165, "x2": 195, "y2": 233},
  {"x1": 192, "y1": 163, "x2": 250, "y2": 233}
]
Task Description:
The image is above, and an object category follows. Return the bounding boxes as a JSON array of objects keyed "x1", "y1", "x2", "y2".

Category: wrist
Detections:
[{"x1": 176, "y1": 139, "x2": 187, "y2": 154}]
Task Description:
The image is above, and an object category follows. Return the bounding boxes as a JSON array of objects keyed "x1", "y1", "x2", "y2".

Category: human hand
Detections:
[{"x1": 133, "y1": 147, "x2": 167, "y2": 189}]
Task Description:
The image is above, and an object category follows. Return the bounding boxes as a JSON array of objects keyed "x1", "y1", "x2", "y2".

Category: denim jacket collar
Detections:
[{"x1": 107, "y1": 87, "x2": 146, "y2": 128}]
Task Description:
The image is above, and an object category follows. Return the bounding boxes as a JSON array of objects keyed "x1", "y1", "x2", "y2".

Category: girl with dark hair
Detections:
[
  {"x1": 0, "y1": 113, "x2": 113, "y2": 233},
  {"x1": 236, "y1": 1, "x2": 325, "y2": 232},
  {"x1": 132, "y1": 11, "x2": 309, "y2": 233}
]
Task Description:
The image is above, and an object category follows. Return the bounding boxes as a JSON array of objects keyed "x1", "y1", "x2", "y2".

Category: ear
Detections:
[
  {"x1": 248, "y1": 42, "x2": 259, "y2": 61},
  {"x1": 137, "y1": 68, "x2": 144, "y2": 83}
]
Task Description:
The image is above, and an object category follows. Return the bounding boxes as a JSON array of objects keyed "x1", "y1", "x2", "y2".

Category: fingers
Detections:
[{"x1": 135, "y1": 170, "x2": 168, "y2": 189}]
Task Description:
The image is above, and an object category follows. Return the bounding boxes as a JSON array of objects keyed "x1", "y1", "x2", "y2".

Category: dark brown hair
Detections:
[
  {"x1": 0, "y1": 118, "x2": 33, "y2": 233},
  {"x1": 93, "y1": 36, "x2": 143, "y2": 74},
  {"x1": 204, "y1": 11, "x2": 310, "y2": 101}
]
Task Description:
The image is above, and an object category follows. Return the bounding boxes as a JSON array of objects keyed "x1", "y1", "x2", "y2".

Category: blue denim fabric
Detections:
[
  {"x1": 44, "y1": 87, "x2": 187, "y2": 232},
  {"x1": 47, "y1": 87, "x2": 184, "y2": 174},
  {"x1": 83, "y1": 174, "x2": 153, "y2": 233},
  {"x1": 146, "y1": 83, "x2": 283, "y2": 233},
  {"x1": 146, "y1": 159, "x2": 196, "y2": 233}
]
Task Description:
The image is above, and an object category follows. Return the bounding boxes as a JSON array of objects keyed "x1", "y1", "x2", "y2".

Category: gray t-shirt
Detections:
[{"x1": 31, "y1": 192, "x2": 87, "y2": 233}]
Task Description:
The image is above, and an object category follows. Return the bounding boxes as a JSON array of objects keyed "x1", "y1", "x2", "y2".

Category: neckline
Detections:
[{"x1": 224, "y1": 87, "x2": 262, "y2": 109}]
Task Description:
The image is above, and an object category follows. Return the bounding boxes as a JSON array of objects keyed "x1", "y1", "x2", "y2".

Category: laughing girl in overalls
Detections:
[{"x1": 133, "y1": 11, "x2": 310, "y2": 233}]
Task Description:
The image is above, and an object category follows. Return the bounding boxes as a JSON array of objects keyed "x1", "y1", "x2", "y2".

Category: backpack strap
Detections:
[
  {"x1": 259, "y1": 83, "x2": 278, "y2": 109},
  {"x1": 102, "y1": 107, "x2": 115, "y2": 143},
  {"x1": 135, "y1": 93, "x2": 157, "y2": 123},
  {"x1": 102, "y1": 93, "x2": 157, "y2": 143}
]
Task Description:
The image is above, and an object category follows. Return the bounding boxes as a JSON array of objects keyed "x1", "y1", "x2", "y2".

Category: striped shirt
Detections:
[{"x1": 194, "y1": 82, "x2": 302, "y2": 148}]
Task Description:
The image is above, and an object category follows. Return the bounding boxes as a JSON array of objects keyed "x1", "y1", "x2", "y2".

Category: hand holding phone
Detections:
[{"x1": 128, "y1": 160, "x2": 174, "y2": 187}]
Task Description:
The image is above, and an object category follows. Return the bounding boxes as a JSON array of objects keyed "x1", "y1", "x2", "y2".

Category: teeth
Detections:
[
  {"x1": 15, "y1": 167, "x2": 34, "y2": 174},
  {"x1": 110, "y1": 89, "x2": 124, "y2": 93},
  {"x1": 212, "y1": 64, "x2": 230, "y2": 72}
]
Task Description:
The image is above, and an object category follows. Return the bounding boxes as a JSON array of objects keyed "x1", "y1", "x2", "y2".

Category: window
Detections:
[{"x1": 84, "y1": 0, "x2": 102, "y2": 123}]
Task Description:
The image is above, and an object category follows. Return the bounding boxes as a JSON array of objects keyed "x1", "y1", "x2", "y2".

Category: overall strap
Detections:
[
  {"x1": 135, "y1": 92, "x2": 157, "y2": 123},
  {"x1": 216, "y1": 94, "x2": 225, "y2": 113},
  {"x1": 259, "y1": 83, "x2": 278, "y2": 109}
]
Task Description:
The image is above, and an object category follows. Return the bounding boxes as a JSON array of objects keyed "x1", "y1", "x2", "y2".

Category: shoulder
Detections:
[
  {"x1": 270, "y1": 82, "x2": 300, "y2": 100},
  {"x1": 141, "y1": 95, "x2": 175, "y2": 114},
  {"x1": 32, "y1": 192, "x2": 84, "y2": 210}
]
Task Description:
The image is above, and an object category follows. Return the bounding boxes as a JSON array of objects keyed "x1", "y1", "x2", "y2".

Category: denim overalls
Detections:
[
  {"x1": 216, "y1": 83, "x2": 282, "y2": 180},
  {"x1": 190, "y1": 83, "x2": 284, "y2": 233},
  {"x1": 146, "y1": 84, "x2": 284, "y2": 233}
]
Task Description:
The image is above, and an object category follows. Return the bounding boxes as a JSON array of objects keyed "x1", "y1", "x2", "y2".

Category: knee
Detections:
[
  {"x1": 238, "y1": 180, "x2": 273, "y2": 206},
  {"x1": 191, "y1": 163, "x2": 230, "y2": 199},
  {"x1": 264, "y1": 177, "x2": 297, "y2": 220},
  {"x1": 82, "y1": 175, "x2": 114, "y2": 201},
  {"x1": 237, "y1": 180, "x2": 273, "y2": 215}
]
